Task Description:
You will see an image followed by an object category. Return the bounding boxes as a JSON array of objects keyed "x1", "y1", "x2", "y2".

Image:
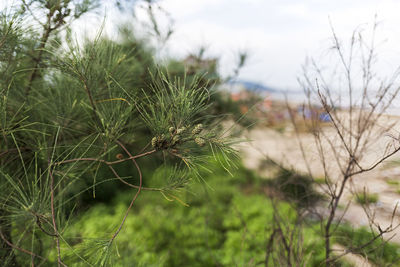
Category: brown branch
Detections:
[
  {"x1": 0, "y1": 230, "x2": 47, "y2": 262},
  {"x1": 317, "y1": 89, "x2": 354, "y2": 160},
  {"x1": 107, "y1": 164, "x2": 160, "y2": 191},
  {"x1": 25, "y1": 7, "x2": 55, "y2": 97},
  {"x1": 285, "y1": 97, "x2": 313, "y2": 178},
  {"x1": 49, "y1": 166, "x2": 65, "y2": 267},
  {"x1": 109, "y1": 141, "x2": 144, "y2": 244},
  {"x1": 324, "y1": 174, "x2": 351, "y2": 264},
  {"x1": 55, "y1": 149, "x2": 156, "y2": 166},
  {"x1": 35, "y1": 216, "x2": 57, "y2": 237},
  {"x1": 264, "y1": 228, "x2": 277, "y2": 266},
  {"x1": 349, "y1": 145, "x2": 400, "y2": 177},
  {"x1": 21, "y1": 0, "x2": 45, "y2": 27},
  {"x1": 79, "y1": 77, "x2": 99, "y2": 124},
  {"x1": 327, "y1": 226, "x2": 396, "y2": 264}
]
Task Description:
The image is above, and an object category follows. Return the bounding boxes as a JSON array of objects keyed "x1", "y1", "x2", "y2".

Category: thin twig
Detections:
[
  {"x1": 49, "y1": 166, "x2": 65, "y2": 267},
  {"x1": 109, "y1": 141, "x2": 144, "y2": 244},
  {"x1": 0, "y1": 230, "x2": 47, "y2": 262},
  {"x1": 55, "y1": 149, "x2": 156, "y2": 166}
]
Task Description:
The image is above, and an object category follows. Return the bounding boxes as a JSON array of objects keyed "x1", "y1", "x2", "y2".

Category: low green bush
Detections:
[
  {"x1": 57, "y1": 160, "x2": 322, "y2": 266},
  {"x1": 47, "y1": 160, "x2": 399, "y2": 266},
  {"x1": 273, "y1": 168, "x2": 324, "y2": 207},
  {"x1": 334, "y1": 224, "x2": 400, "y2": 265},
  {"x1": 355, "y1": 193, "x2": 379, "y2": 205},
  {"x1": 52, "y1": 159, "x2": 346, "y2": 266}
]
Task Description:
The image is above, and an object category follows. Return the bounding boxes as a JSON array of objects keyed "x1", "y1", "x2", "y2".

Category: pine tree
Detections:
[{"x1": 0, "y1": 1, "x2": 237, "y2": 266}]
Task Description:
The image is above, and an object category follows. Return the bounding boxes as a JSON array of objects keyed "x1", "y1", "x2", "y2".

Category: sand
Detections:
[{"x1": 238, "y1": 113, "x2": 400, "y2": 245}]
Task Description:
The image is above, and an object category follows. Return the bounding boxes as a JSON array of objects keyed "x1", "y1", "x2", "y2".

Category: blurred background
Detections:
[{"x1": 86, "y1": 0, "x2": 400, "y2": 89}]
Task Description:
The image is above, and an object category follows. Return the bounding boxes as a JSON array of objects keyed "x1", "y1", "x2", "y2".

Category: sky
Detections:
[
  {"x1": 130, "y1": 0, "x2": 400, "y2": 90},
  {"x1": 3, "y1": 0, "x2": 400, "y2": 90}
]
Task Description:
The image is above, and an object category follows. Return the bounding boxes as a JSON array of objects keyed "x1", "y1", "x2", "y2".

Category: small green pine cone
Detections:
[
  {"x1": 176, "y1": 127, "x2": 186, "y2": 135},
  {"x1": 151, "y1": 137, "x2": 157, "y2": 148},
  {"x1": 195, "y1": 137, "x2": 206, "y2": 147},
  {"x1": 172, "y1": 135, "x2": 181, "y2": 144},
  {"x1": 192, "y1": 124, "x2": 203, "y2": 135},
  {"x1": 152, "y1": 135, "x2": 166, "y2": 149}
]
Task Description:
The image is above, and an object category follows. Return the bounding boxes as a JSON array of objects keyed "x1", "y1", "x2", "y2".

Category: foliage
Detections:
[
  {"x1": 0, "y1": 1, "x2": 240, "y2": 265},
  {"x1": 355, "y1": 192, "x2": 379, "y2": 205},
  {"x1": 50, "y1": 159, "x2": 307, "y2": 266},
  {"x1": 334, "y1": 224, "x2": 400, "y2": 265},
  {"x1": 45, "y1": 158, "x2": 400, "y2": 266},
  {"x1": 272, "y1": 167, "x2": 324, "y2": 208}
]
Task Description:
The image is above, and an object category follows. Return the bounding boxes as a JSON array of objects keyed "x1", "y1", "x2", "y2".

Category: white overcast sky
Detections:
[
  {"x1": 131, "y1": 0, "x2": 400, "y2": 90},
  {"x1": 4, "y1": 0, "x2": 400, "y2": 90}
]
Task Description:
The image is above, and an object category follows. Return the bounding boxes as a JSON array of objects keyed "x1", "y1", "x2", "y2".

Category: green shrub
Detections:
[
  {"x1": 355, "y1": 193, "x2": 379, "y2": 205},
  {"x1": 273, "y1": 168, "x2": 324, "y2": 207},
  {"x1": 60, "y1": 160, "x2": 327, "y2": 266},
  {"x1": 386, "y1": 179, "x2": 399, "y2": 186},
  {"x1": 334, "y1": 224, "x2": 400, "y2": 265}
]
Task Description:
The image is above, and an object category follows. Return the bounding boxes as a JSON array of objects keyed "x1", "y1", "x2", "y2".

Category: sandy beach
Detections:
[{"x1": 239, "y1": 113, "x2": 400, "y2": 244}]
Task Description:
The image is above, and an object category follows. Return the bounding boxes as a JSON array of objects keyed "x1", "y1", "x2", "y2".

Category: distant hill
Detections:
[
  {"x1": 225, "y1": 80, "x2": 278, "y2": 93},
  {"x1": 222, "y1": 80, "x2": 307, "y2": 103}
]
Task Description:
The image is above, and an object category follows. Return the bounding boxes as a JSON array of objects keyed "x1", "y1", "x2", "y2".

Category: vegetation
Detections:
[
  {"x1": 45, "y1": 159, "x2": 399, "y2": 266},
  {"x1": 0, "y1": 1, "x2": 239, "y2": 265},
  {"x1": 355, "y1": 192, "x2": 379, "y2": 205},
  {"x1": 1, "y1": 1, "x2": 400, "y2": 267},
  {"x1": 272, "y1": 167, "x2": 323, "y2": 207},
  {"x1": 335, "y1": 225, "x2": 400, "y2": 265},
  {"x1": 385, "y1": 179, "x2": 399, "y2": 186}
]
